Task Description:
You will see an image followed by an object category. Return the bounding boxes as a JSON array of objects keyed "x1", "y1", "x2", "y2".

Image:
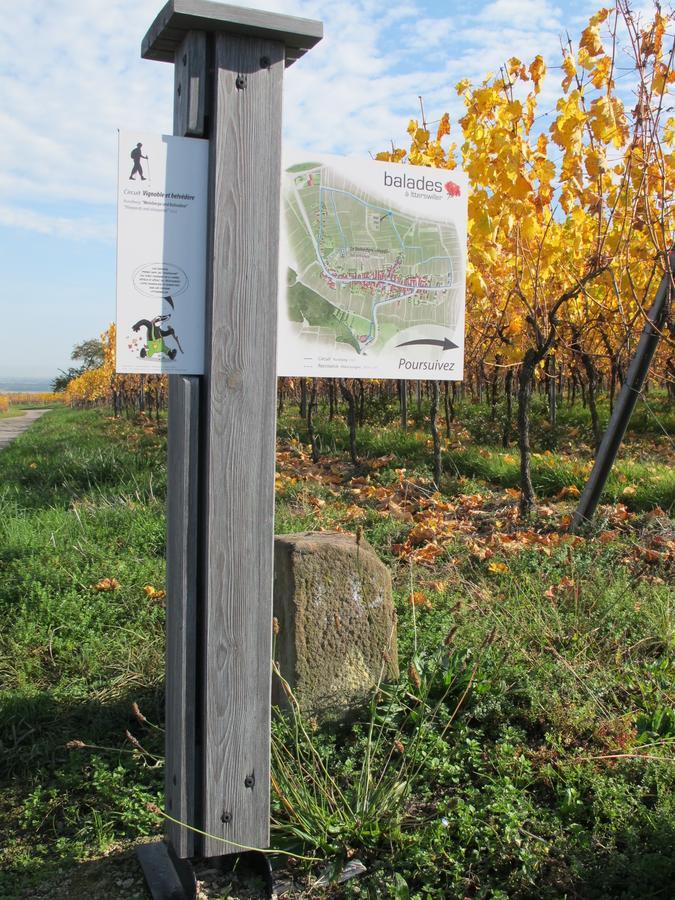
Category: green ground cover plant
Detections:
[{"x1": 0, "y1": 403, "x2": 672, "y2": 899}]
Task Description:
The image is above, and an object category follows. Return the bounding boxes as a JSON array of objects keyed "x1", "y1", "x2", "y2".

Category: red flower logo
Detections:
[{"x1": 444, "y1": 180, "x2": 461, "y2": 198}]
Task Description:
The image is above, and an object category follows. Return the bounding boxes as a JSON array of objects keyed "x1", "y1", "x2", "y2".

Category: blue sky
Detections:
[{"x1": 0, "y1": 0, "x2": 651, "y2": 380}]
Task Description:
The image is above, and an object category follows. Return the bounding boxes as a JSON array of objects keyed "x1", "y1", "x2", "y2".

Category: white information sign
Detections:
[
  {"x1": 116, "y1": 131, "x2": 208, "y2": 374},
  {"x1": 277, "y1": 154, "x2": 468, "y2": 380}
]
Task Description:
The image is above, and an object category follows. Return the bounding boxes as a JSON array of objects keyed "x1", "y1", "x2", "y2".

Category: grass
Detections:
[
  {"x1": 0, "y1": 410, "x2": 166, "y2": 896},
  {"x1": 0, "y1": 401, "x2": 673, "y2": 898},
  {"x1": 266, "y1": 558, "x2": 674, "y2": 896}
]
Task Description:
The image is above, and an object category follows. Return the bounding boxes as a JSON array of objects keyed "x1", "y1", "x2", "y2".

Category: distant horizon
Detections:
[
  {"x1": 0, "y1": 376, "x2": 56, "y2": 392},
  {"x1": 0, "y1": 362, "x2": 75, "y2": 380}
]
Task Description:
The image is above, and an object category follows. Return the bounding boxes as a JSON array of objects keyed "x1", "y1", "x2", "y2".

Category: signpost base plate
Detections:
[
  {"x1": 137, "y1": 842, "x2": 197, "y2": 900},
  {"x1": 137, "y1": 843, "x2": 274, "y2": 900}
]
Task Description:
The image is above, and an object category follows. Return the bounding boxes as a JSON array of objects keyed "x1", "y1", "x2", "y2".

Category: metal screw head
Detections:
[
  {"x1": 260, "y1": 56, "x2": 270, "y2": 69},
  {"x1": 235, "y1": 74, "x2": 247, "y2": 90},
  {"x1": 244, "y1": 773, "x2": 255, "y2": 789},
  {"x1": 220, "y1": 810, "x2": 232, "y2": 824}
]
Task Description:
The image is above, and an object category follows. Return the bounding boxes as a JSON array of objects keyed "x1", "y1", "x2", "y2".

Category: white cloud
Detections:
[
  {"x1": 474, "y1": 0, "x2": 563, "y2": 28},
  {"x1": 0, "y1": 1, "x2": 173, "y2": 209},
  {"x1": 0, "y1": 205, "x2": 114, "y2": 242}
]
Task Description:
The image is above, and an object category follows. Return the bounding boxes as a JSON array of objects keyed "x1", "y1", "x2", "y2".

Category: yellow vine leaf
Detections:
[
  {"x1": 562, "y1": 54, "x2": 577, "y2": 92},
  {"x1": 590, "y1": 55, "x2": 612, "y2": 89},
  {"x1": 520, "y1": 215, "x2": 539, "y2": 241},
  {"x1": 473, "y1": 209, "x2": 494, "y2": 236},
  {"x1": 513, "y1": 171, "x2": 535, "y2": 199},
  {"x1": 585, "y1": 147, "x2": 608, "y2": 178},
  {"x1": 443, "y1": 145, "x2": 458, "y2": 169},
  {"x1": 506, "y1": 56, "x2": 526, "y2": 80},
  {"x1": 589, "y1": 7, "x2": 611, "y2": 26},
  {"x1": 652, "y1": 62, "x2": 675, "y2": 95},
  {"x1": 529, "y1": 55, "x2": 546, "y2": 93},
  {"x1": 550, "y1": 90, "x2": 585, "y2": 152},
  {"x1": 640, "y1": 12, "x2": 667, "y2": 58},
  {"x1": 467, "y1": 269, "x2": 487, "y2": 296},
  {"x1": 589, "y1": 94, "x2": 629, "y2": 148},
  {"x1": 413, "y1": 127, "x2": 430, "y2": 146},
  {"x1": 504, "y1": 100, "x2": 523, "y2": 123},
  {"x1": 525, "y1": 94, "x2": 536, "y2": 132},
  {"x1": 436, "y1": 112, "x2": 450, "y2": 140},
  {"x1": 580, "y1": 23, "x2": 604, "y2": 58}
]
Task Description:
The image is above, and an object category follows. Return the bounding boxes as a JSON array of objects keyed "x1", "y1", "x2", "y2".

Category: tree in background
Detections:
[
  {"x1": 52, "y1": 337, "x2": 104, "y2": 392},
  {"x1": 71, "y1": 338, "x2": 104, "y2": 370}
]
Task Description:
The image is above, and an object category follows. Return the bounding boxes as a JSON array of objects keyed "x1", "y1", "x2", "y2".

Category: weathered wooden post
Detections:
[{"x1": 136, "y1": 1, "x2": 322, "y2": 892}]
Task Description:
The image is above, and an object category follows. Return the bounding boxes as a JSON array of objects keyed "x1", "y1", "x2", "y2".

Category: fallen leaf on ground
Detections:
[{"x1": 93, "y1": 578, "x2": 119, "y2": 592}]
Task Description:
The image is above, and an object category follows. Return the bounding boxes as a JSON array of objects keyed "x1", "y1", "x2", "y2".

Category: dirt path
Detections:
[{"x1": 0, "y1": 409, "x2": 49, "y2": 450}]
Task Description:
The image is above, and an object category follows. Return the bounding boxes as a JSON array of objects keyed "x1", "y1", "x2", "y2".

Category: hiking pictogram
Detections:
[{"x1": 129, "y1": 142, "x2": 148, "y2": 180}]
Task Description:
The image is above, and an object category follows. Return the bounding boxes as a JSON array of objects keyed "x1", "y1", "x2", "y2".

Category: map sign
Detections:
[
  {"x1": 116, "y1": 131, "x2": 208, "y2": 374},
  {"x1": 277, "y1": 154, "x2": 468, "y2": 380}
]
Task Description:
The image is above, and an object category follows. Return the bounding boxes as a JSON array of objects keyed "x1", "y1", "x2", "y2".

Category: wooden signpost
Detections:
[{"x1": 136, "y1": 2, "x2": 322, "y2": 894}]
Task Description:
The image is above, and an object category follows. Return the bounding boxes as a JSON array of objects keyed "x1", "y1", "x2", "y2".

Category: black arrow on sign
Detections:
[{"x1": 396, "y1": 336, "x2": 458, "y2": 351}]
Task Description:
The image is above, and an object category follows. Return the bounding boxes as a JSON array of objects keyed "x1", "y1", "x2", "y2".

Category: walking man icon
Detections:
[{"x1": 129, "y1": 143, "x2": 148, "y2": 180}]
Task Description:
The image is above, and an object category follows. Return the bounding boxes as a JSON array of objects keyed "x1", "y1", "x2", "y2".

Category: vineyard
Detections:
[
  {"x1": 64, "y1": 4, "x2": 674, "y2": 518},
  {"x1": 3, "y1": 5, "x2": 670, "y2": 896},
  {"x1": 0, "y1": 395, "x2": 64, "y2": 426},
  {"x1": 0, "y1": 394, "x2": 64, "y2": 410}
]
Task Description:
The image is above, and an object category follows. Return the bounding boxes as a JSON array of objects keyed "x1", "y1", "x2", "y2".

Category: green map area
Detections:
[
  {"x1": 283, "y1": 162, "x2": 464, "y2": 357},
  {"x1": 286, "y1": 270, "x2": 360, "y2": 354}
]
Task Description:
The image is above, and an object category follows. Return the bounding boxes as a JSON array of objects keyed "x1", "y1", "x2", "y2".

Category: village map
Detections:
[{"x1": 277, "y1": 154, "x2": 468, "y2": 380}]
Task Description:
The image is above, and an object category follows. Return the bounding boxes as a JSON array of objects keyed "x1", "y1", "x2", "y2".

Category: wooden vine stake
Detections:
[{"x1": 140, "y1": 0, "x2": 322, "y2": 864}]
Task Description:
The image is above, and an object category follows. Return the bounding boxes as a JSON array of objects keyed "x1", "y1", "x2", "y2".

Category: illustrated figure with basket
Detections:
[{"x1": 132, "y1": 297, "x2": 183, "y2": 360}]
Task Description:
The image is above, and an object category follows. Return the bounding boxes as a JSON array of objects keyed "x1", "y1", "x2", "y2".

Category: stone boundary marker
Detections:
[
  {"x1": 0, "y1": 409, "x2": 49, "y2": 450},
  {"x1": 273, "y1": 532, "x2": 399, "y2": 718}
]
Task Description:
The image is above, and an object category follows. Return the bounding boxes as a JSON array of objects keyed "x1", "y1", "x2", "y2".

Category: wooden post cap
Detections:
[{"x1": 142, "y1": 0, "x2": 323, "y2": 66}]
